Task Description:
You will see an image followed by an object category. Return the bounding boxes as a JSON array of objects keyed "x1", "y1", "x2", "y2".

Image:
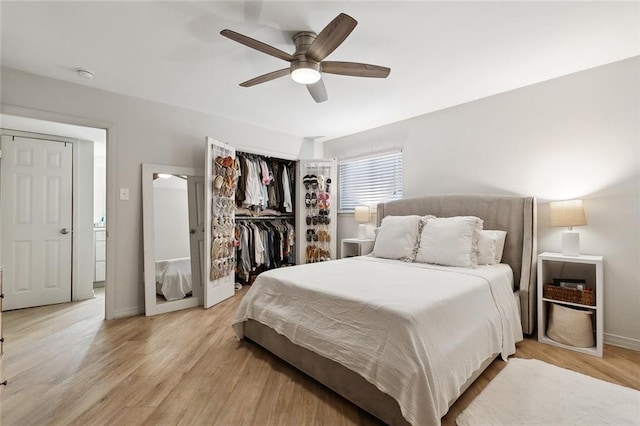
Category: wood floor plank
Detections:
[{"x1": 1, "y1": 286, "x2": 638, "y2": 425}]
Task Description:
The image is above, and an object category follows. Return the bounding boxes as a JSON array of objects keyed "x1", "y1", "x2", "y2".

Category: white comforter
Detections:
[{"x1": 232, "y1": 256, "x2": 523, "y2": 426}]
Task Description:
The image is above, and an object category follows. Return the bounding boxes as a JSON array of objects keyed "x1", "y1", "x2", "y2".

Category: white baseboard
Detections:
[
  {"x1": 113, "y1": 305, "x2": 144, "y2": 319},
  {"x1": 74, "y1": 291, "x2": 96, "y2": 301},
  {"x1": 604, "y1": 333, "x2": 640, "y2": 351}
]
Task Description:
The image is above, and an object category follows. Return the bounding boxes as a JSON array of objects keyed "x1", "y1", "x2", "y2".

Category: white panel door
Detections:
[
  {"x1": 187, "y1": 175, "x2": 205, "y2": 302},
  {"x1": 1, "y1": 136, "x2": 73, "y2": 310},
  {"x1": 203, "y1": 137, "x2": 235, "y2": 309}
]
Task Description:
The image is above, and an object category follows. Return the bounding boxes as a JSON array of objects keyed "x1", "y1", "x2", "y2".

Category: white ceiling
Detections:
[{"x1": 1, "y1": 1, "x2": 638, "y2": 141}]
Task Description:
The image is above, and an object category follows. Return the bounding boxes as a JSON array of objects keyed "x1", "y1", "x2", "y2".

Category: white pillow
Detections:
[
  {"x1": 412, "y1": 215, "x2": 437, "y2": 260},
  {"x1": 414, "y1": 216, "x2": 483, "y2": 267},
  {"x1": 371, "y1": 215, "x2": 421, "y2": 261},
  {"x1": 477, "y1": 230, "x2": 498, "y2": 265},
  {"x1": 486, "y1": 230, "x2": 507, "y2": 262},
  {"x1": 419, "y1": 215, "x2": 437, "y2": 225}
]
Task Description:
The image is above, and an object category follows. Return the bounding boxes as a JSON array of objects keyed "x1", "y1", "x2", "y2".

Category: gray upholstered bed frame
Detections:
[
  {"x1": 244, "y1": 194, "x2": 537, "y2": 425},
  {"x1": 377, "y1": 194, "x2": 538, "y2": 334}
]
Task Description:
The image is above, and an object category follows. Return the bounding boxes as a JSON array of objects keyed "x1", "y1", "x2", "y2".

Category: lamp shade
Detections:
[
  {"x1": 354, "y1": 206, "x2": 370, "y2": 223},
  {"x1": 550, "y1": 200, "x2": 587, "y2": 227}
]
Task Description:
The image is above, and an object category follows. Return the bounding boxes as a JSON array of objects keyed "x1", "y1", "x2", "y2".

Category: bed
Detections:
[
  {"x1": 232, "y1": 194, "x2": 537, "y2": 425},
  {"x1": 155, "y1": 257, "x2": 193, "y2": 301}
]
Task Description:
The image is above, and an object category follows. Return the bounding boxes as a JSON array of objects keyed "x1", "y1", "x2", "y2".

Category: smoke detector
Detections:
[{"x1": 76, "y1": 69, "x2": 95, "y2": 79}]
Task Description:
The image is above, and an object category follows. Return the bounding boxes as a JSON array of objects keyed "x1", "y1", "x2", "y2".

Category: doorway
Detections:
[
  {"x1": 0, "y1": 115, "x2": 107, "y2": 315},
  {"x1": 1, "y1": 135, "x2": 73, "y2": 309}
]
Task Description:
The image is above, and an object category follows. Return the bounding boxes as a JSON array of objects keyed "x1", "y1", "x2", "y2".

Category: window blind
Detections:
[{"x1": 338, "y1": 151, "x2": 403, "y2": 213}]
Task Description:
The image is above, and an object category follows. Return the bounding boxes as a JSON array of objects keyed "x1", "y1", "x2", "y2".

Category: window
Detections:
[{"x1": 338, "y1": 151, "x2": 403, "y2": 213}]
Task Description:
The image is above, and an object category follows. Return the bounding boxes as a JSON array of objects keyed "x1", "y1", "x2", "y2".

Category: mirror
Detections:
[{"x1": 142, "y1": 164, "x2": 205, "y2": 316}]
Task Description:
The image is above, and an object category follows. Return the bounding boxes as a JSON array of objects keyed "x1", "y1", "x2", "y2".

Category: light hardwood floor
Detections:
[{"x1": 1, "y1": 286, "x2": 639, "y2": 425}]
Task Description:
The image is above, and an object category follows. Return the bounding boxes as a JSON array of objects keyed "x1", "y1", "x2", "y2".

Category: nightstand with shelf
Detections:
[
  {"x1": 340, "y1": 238, "x2": 375, "y2": 259},
  {"x1": 537, "y1": 252, "x2": 603, "y2": 357}
]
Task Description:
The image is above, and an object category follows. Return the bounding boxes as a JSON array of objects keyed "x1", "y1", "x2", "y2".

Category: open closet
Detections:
[
  {"x1": 234, "y1": 152, "x2": 296, "y2": 284},
  {"x1": 143, "y1": 137, "x2": 337, "y2": 315},
  {"x1": 204, "y1": 138, "x2": 337, "y2": 309}
]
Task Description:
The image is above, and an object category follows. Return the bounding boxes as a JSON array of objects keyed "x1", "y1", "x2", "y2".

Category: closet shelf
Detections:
[{"x1": 236, "y1": 215, "x2": 294, "y2": 221}]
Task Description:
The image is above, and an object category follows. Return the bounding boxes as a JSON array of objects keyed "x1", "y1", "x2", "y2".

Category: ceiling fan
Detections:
[{"x1": 220, "y1": 13, "x2": 391, "y2": 103}]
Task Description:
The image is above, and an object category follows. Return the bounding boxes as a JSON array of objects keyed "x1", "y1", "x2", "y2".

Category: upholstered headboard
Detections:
[{"x1": 377, "y1": 194, "x2": 537, "y2": 335}]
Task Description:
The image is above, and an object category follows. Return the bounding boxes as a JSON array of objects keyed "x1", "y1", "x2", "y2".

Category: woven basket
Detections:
[
  {"x1": 547, "y1": 303, "x2": 595, "y2": 347},
  {"x1": 543, "y1": 284, "x2": 595, "y2": 306}
]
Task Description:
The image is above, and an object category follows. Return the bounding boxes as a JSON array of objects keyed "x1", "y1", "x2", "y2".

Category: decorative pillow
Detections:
[
  {"x1": 409, "y1": 215, "x2": 437, "y2": 260},
  {"x1": 371, "y1": 215, "x2": 421, "y2": 261},
  {"x1": 483, "y1": 230, "x2": 507, "y2": 263},
  {"x1": 414, "y1": 216, "x2": 483, "y2": 267},
  {"x1": 477, "y1": 230, "x2": 498, "y2": 265}
]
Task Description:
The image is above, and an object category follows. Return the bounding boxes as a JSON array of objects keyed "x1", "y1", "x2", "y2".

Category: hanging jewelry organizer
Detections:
[{"x1": 301, "y1": 161, "x2": 336, "y2": 263}]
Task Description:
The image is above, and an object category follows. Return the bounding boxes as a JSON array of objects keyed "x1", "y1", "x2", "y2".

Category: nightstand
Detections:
[
  {"x1": 341, "y1": 238, "x2": 375, "y2": 259},
  {"x1": 537, "y1": 252, "x2": 603, "y2": 357}
]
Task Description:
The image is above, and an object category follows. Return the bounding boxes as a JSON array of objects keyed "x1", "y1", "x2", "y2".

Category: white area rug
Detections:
[{"x1": 457, "y1": 358, "x2": 640, "y2": 425}]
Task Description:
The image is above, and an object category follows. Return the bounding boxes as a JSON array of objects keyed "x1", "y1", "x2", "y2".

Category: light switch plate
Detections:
[{"x1": 119, "y1": 188, "x2": 129, "y2": 201}]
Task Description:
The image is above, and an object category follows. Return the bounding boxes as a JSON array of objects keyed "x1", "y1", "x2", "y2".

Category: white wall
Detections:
[
  {"x1": 153, "y1": 178, "x2": 190, "y2": 261},
  {"x1": 1, "y1": 67, "x2": 309, "y2": 318},
  {"x1": 324, "y1": 57, "x2": 640, "y2": 348}
]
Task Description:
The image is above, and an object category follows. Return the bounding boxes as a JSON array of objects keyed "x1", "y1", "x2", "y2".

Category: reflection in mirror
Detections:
[
  {"x1": 142, "y1": 164, "x2": 204, "y2": 316},
  {"x1": 154, "y1": 174, "x2": 191, "y2": 301}
]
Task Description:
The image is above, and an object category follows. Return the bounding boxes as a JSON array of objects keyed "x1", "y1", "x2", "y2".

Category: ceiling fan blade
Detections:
[
  {"x1": 307, "y1": 79, "x2": 328, "y2": 103},
  {"x1": 240, "y1": 68, "x2": 290, "y2": 87},
  {"x1": 306, "y1": 13, "x2": 357, "y2": 62},
  {"x1": 221, "y1": 29, "x2": 295, "y2": 62},
  {"x1": 321, "y1": 61, "x2": 390, "y2": 78}
]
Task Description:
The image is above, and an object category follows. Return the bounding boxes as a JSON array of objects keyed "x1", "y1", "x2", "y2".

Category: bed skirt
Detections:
[{"x1": 244, "y1": 319, "x2": 496, "y2": 425}]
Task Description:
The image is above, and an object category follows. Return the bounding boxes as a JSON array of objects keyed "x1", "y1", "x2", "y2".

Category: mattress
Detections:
[
  {"x1": 155, "y1": 257, "x2": 192, "y2": 301},
  {"x1": 232, "y1": 256, "x2": 523, "y2": 426}
]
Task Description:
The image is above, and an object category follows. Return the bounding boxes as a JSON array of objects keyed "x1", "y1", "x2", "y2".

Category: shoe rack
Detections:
[
  {"x1": 297, "y1": 160, "x2": 337, "y2": 264},
  {"x1": 204, "y1": 137, "x2": 237, "y2": 308}
]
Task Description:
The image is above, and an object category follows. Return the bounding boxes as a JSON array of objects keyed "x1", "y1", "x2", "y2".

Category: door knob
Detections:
[
  {"x1": 61, "y1": 228, "x2": 69, "y2": 235},
  {"x1": 190, "y1": 229, "x2": 195, "y2": 234}
]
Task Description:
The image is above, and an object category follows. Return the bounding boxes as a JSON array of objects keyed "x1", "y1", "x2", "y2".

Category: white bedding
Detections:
[
  {"x1": 232, "y1": 256, "x2": 523, "y2": 426},
  {"x1": 155, "y1": 257, "x2": 192, "y2": 301}
]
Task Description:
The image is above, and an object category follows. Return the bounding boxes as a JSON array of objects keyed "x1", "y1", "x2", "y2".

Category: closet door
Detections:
[
  {"x1": 297, "y1": 159, "x2": 337, "y2": 264},
  {"x1": 187, "y1": 175, "x2": 205, "y2": 301},
  {"x1": 204, "y1": 137, "x2": 237, "y2": 308}
]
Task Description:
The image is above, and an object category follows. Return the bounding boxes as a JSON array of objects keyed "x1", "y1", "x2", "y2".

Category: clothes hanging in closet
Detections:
[
  {"x1": 235, "y1": 153, "x2": 295, "y2": 213},
  {"x1": 235, "y1": 219, "x2": 295, "y2": 284}
]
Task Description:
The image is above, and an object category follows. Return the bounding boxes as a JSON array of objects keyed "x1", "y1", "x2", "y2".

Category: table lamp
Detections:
[
  {"x1": 354, "y1": 206, "x2": 370, "y2": 240},
  {"x1": 550, "y1": 199, "x2": 587, "y2": 256}
]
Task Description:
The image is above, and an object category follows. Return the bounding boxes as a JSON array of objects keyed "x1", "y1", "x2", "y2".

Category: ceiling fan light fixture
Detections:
[
  {"x1": 291, "y1": 68, "x2": 321, "y2": 84},
  {"x1": 290, "y1": 61, "x2": 321, "y2": 84},
  {"x1": 221, "y1": 13, "x2": 390, "y2": 102}
]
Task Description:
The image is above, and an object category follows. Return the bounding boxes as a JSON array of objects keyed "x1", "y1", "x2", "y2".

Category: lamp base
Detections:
[
  {"x1": 562, "y1": 230, "x2": 580, "y2": 256},
  {"x1": 358, "y1": 224, "x2": 367, "y2": 240}
]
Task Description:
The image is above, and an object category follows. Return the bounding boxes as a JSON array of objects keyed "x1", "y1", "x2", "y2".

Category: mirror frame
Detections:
[{"x1": 142, "y1": 163, "x2": 204, "y2": 316}]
